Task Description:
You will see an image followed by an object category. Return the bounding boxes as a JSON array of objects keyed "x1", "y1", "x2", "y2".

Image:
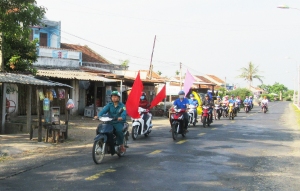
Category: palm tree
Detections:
[
  {"x1": 237, "y1": 62, "x2": 263, "y2": 88},
  {"x1": 175, "y1": 70, "x2": 180, "y2": 76}
]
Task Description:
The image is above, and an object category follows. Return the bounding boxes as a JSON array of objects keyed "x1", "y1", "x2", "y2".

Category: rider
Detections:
[
  {"x1": 249, "y1": 96, "x2": 254, "y2": 109},
  {"x1": 94, "y1": 91, "x2": 127, "y2": 153},
  {"x1": 213, "y1": 96, "x2": 222, "y2": 120},
  {"x1": 261, "y1": 96, "x2": 269, "y2": 111},
  {"x1": 228, "y1": 95, "x2": 236, "y2": 116},
  {"x1": 201, "y1": 94, "x2": 214, "y2": 123},
  {"x1": 188, "y1": 93, "x2": 199, "y2": 122},
  {"x1": 222, "y1": 95, "x2": 229, "y2": 106},
  {"x1": 243, "y1": 96, "x2": 251, "y2": 110},
  {"x1": 139, "y1": 92, "x2": 151, "y2": 130},
  {"x1": 171, "y1": 90, "x2": 189, "y2": 132}
]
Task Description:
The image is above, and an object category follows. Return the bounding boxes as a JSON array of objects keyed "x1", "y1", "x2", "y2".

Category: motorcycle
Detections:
[
  {"x1": 244, "y1": 103, "x2": 250, "y2": 113},
  {"x1": 228, "y1": 103, "x2": 235, "y2": 120},
  {"x1": 201, "y1": 106, "x2": 212, "y2": 127},
  {"x1": 261, "y1": 103, "x2": 268, "y2": 113},
  {"x1": 234, "y1": 104, "x2": 239, "y2": 116},
  {"x1": 170, "y1": 107, "x2": 187, "y2": 140},
  {"x1": 214, "y1": 104, "x2": 222, "y2": 120},
  {"x1": 131, "y1": 107, "x2": 152, "y2": 140},
  {"x1": 92, "y1": 116, "x2": 129, "y2": 164},
  {"x1": 188, "y1": 105, "x2": 197, "y2": 126},
  {"x1": 221, "y1": 103, "x2": 228, "y2": 118}
]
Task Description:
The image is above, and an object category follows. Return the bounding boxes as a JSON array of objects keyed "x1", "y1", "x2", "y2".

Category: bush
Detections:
[
  {"x1": 285, "y1": 97, "x2": 292, "y2": 101},
  {"x1": 227, "y1": 88, "x2": 252, "y2": 101}
]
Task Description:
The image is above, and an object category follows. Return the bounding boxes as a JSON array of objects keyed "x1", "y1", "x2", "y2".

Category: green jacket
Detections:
[{"x1": 97, "y1": 102, "x2": 127, "y2": 123}]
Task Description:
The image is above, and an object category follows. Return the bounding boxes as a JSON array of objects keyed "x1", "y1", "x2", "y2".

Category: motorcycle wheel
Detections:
[
  {"x1": 172, "y1": 123, "x2": 178, "y2": 140},
  {"x1": 202, "y1": 116, "x2": 207, "y2": 127},
  {"x1": 131, "y1": 125, "x2": 139, "y2": 140},
  {"x1": 222, "y1": 111, "x2": 226, "y2": 118},
  {"x1": 92, "y1": 139, "x2": 105, "y2": 164},
  {"x1": 263, "y1": 107, "x2": 266, "y2": 113}
]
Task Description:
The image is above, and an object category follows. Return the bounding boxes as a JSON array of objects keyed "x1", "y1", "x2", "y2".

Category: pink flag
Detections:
[{"x1": 183, "y1": 69, "x2": 195, "y2": 96}]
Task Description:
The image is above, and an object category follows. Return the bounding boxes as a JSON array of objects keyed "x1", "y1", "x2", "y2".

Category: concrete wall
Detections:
[{"x1": 34, "y1": 58, "x2": 80, "y2": 68}]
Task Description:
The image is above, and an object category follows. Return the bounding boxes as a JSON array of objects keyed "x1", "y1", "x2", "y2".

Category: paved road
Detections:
[{"x1": 1, "y1": 102, "x2": 300, "y2": 191}]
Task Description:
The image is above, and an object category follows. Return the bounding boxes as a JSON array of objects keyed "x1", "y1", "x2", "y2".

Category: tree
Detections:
[
  {"x1": 120, "y1": 59, "x2": 129, "y2": 70},
  {"x1": 175, "y1": 70, "x2": 179, "y2": 76},
  {"x1": 268, "y1": 82, "x2": 288, "y2": 95},
  {"x1": 229, "y1": 88, "x2": 252, "y2": 101},
  {"x1": 157, "y1": 70, "x2": 162, "y2": 75},
  {"x1": 0, "y1": 0, "x2": 46, "y2": 73},
  {"x1": 237, "y1": 62, "x2": 263, "y2": 88}
]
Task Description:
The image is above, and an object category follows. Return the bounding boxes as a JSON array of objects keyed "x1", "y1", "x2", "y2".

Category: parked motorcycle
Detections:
[
  {"x1": 188, "y1": 105, "x2": 197, "y2": 126},
  {"x1": 170, "y1": 108, "x2": 187, "y2": 140},
  {"x1": 131, "y1": 107, "x2": 152, "y2": 140},
  {"x1": 261, "y1": 103, "x2": 268, "y2": 113},
  {"x1": 228, "y1": 103, "x2": 235, "y2": 120},
  {"x1": 92, "y1": 116, "x2": 129, "y2": 164},
  {"x1": 222, "y1": 103, "x2": 228, "y2": 118},
  {"x1": 214, "y1": 104, "x2": 222, "y2": 120},
  {"x1": 201, "y1": 106, "x2": 212, "y2": 127}
]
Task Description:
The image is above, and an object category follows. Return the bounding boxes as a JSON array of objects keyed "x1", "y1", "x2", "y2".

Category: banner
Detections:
[
  {"x1": 125, "y1": 71, "x2": 143, "y2": 118},
  {"x1": 149, "y1": 85, "x2": 166, "y2": 109},
  {"x1": 192, "y1": 91, "x2": 202, "y2": 115},
  {"x1": 183, "y1": 69, "x2": 195, "y2": 96}
]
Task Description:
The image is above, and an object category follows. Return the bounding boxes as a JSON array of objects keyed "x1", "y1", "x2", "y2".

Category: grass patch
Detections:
[{"x1": 291, "y1": 104, "x2": 300, "y2": 128}]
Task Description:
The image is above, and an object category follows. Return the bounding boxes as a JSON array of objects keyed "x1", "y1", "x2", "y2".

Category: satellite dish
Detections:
[{"x1": 79, "y1": 80, "x2": 90, "y2": 90}]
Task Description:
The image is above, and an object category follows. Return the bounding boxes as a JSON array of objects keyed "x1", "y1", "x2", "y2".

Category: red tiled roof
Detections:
[
  {"x1": 206, "y1": 75, "x2": 225, "y2": 83},
  {"x1": 195, "y1": 76, "x2": 213, "y2": 83},
  {"x1": 61, "y1": 43, "x2": 111, "y2": 64}
]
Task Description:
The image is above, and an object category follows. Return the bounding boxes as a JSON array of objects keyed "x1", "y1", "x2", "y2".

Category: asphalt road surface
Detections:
[{"x1": 1, "y1": 101, "x2": 300, "y2": 191}]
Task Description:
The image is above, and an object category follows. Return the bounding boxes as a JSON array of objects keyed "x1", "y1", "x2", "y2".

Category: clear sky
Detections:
[{"x1": 36, "y1": 0, "x2": 300, "y2": 90}]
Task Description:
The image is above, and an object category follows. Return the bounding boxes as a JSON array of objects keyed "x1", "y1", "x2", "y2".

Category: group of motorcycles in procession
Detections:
[{"x1": 91, "y1": 90, "x2": 269, "y2": 164}]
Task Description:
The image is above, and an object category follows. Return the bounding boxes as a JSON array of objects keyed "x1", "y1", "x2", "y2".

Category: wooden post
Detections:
[
  {"x1": 36, "y1": 88, "x2": 42, "y2": 142},
  {"x1": 64, "y1": 88, "x2": 69, "y2": 139},
  {"x1": 1, "y1": 83, "x2": 6, "y2": 134},
  {"x1": 27, "y1": 85, "x2": 32, "y2": 138}
]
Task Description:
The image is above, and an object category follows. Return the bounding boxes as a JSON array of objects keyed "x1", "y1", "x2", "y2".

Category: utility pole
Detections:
[
  {"x1": 148, "y1": 35, "x2": 156, "y2": 80},
  {"x1": 298, "y1": 65, "x2": 300, "y2": 109},
  {"x1": 179, "y1": 62, "x2": 182, "y2": 90}
]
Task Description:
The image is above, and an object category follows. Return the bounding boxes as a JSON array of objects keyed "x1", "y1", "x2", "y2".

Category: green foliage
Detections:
[
  {"x1": 285, "y1": 97, "x2": 292, "y2": 101},
  {"x1": 157, "y1": 70, "x2": 162, "y2": 75},
  {"x1": 237, "y1": 62, "x2": 263, "y2": 87},
  {"x1": 0, "y1": 0, "x2": 45, "y2": 73},
  {"x1": 120, "y1": 59, "x2": 129, "y2": 70},
  {"x1": 175, "y1": 70, "x2": 179, "y2": 75},
  {"x1": 227, "y1": 88, "x2": 252, "y2": 101},
  {"x1": 217, "y1": 87, "x2": 226, "y2": 98}
]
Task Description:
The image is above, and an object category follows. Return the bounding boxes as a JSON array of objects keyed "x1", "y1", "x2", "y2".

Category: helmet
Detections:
[
  {"x1": 111, "y1": 91, "x2": 121, "y2": 97},
  {"x1": 249, "y1": 96, "x2": 252, "y2": 98},
  {"x1": 231, "y1": 95, "x2": 234, "y2": 97},
  {"x1": 205, "y1": 94, "x2": 209, "y2": 97},
  {"x1": 178, "y1": 90, "x2": 185, "y2": 95},
  {"x1": 264, "y1": 96, "x2": 267, "y2": 99},
  {"x1": 190, "y1": 94, "x2": 194, "y2": 98},
  {"x1": 217, "y1": 96, "x2": 220, "y2": 98},
  {"x1": 140, "y1": 92, "x2": 146, "y2": 100}
]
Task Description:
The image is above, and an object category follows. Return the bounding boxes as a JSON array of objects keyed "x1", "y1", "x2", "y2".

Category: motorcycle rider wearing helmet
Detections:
[
  {"x1": 94, "y1": 91, "x2": 127, "y2": 153},
  {"x1": 249, "y1": 96, "x2": 254, "y2": 109},
  {"x1": 229, "y1": 95, "x2": 237, "y2": 115},
  {"x1": 139, "y1": 92, "x2": 151, "y2": 130},
  {"x1": 201, "y1": 94, "x2": 214, "y2": 123},
  {"x1": 188, "y1": 93, "x2": 199, "y2": 122},
  {"x1": 213, "y1": 96, "x2": 222, "y2": 120},
  {"x1": 171, "y1": 90, "x2": 189, "y2": 132}
]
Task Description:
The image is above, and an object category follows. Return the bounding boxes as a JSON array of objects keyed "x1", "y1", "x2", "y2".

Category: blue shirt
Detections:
[
  {"x1": 173, "y1": 98, "x2": 189, "y2": 109},
  {"x1": 229, "y1": 99, "x2": 235, "y2": 104},
  {"x1": 97, "y1": 102, "x2": 127, "y2": 123},
  {"x1": 189, "y1": 99, "x2": 199, "y2": 107},
  {"x1": 243, "y1": 98, "x2": 250, "y2": 104}
]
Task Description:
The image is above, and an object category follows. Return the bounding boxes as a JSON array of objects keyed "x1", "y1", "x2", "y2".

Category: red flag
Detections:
[
  {"x1": 149, "y1": 85, "x2": 166, "y2": 109},
  {"x1": 126, "y1": 71, "x2": 143, "y2": 118}
]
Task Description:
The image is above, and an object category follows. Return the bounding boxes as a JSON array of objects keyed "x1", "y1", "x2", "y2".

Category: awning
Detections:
[
  {"x1": 0, "y1": 72, "x2": 72, "y2": 88},
  {"x1": 37, "y1": 69, "x2": 120, "y2": 82}
]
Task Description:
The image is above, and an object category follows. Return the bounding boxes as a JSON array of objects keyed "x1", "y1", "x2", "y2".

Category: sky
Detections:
[{"x1": 36, "y1": 0, "x2": 300, "y2": 90}]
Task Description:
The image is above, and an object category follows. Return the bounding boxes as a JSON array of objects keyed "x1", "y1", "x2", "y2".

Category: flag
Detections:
[
  {"x1": 192, "y1": 91, "x2": 202, "y2": 115},
  {"x1": 183, "y1": 69, "x2": 195, "y2": 96},
  {"x1": 126, "y1": 71, "x2": 143, "y2": 118},
  {"x1": 149, "y1": 85, "x2": 166, "y2": 109}
]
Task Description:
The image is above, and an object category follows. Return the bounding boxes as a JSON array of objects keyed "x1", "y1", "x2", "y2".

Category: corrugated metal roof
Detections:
[
  {"x1": 0, "y1": 73, "x2": 73, "y2": 88},
  {"x1": 37, "y1": 70, "x2": 120, "y2": 82}
]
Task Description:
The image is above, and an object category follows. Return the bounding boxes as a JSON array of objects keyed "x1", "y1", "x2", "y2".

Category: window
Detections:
[{"x1": 40, "y1": 33, "x2": 48, "y2": 46}]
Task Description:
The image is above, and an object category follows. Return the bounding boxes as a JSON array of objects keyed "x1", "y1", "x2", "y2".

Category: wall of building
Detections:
[{"x1": 34, "y1": 58, "x2": 80, "y2": 68}]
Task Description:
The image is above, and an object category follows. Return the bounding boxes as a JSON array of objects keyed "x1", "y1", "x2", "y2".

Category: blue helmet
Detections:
[{"x1": 178, "y1": 90, "x2": 185, "y2": 95}]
